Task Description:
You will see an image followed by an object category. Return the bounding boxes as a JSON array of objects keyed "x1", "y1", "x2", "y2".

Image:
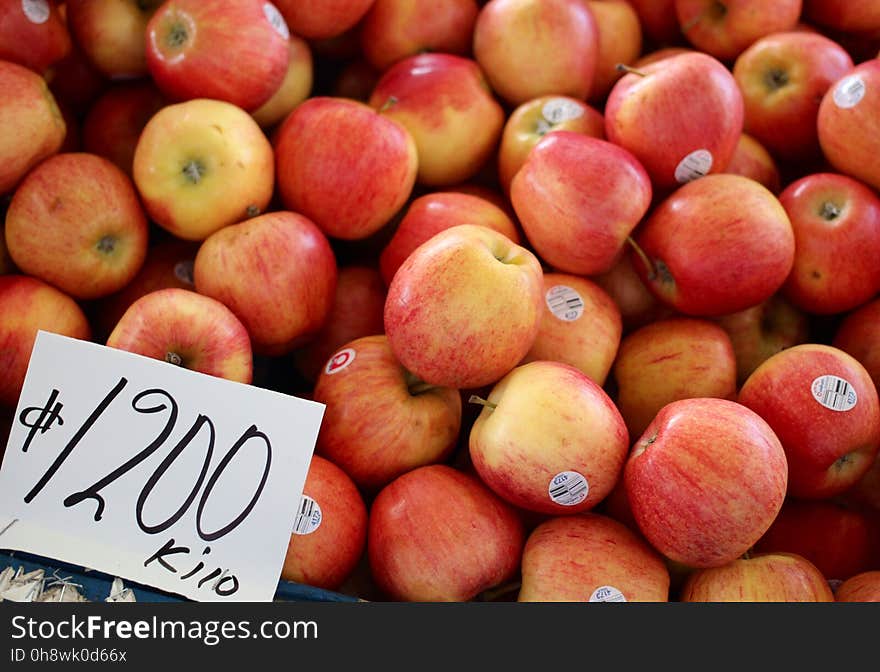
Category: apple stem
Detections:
[
  {"x1": 468, "y1": 395, "x2": 497, "y2": 411},
  {"x1": 615, "y1": 63, "x2": 649, "y2": 78},
  {"x1": 741, "y1": 548, "x2": 752, "y2": 560},
  {"x1": 379, "y1": 96, "x2": 398, "y2": 113},
  {"x1": 408, "y1": 381, "x2": 439, "y2": 395},
  {"x1": 476, "y1": 580, "x2": 521, "y2": 602},
  {"x1": 625, "y1": 236, "x2": 656, "y2": 281}
]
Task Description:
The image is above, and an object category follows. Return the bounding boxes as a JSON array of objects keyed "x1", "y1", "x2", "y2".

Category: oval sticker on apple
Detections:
[
  {"x1": 325, "y1": 348, "x2": 356, "y2": 375},
  {"x1": 674, "y1": 149, "x2": 713, "y2": 184},
  {"x1": 548, "y1": 471, "x2": 589, "y2": 506},
  {"x1": 545, "y1": 285, "x2": 584, "y2": 322},
  {"x1": 542, "y1": 98, "x2": 584, "y2": 125},
  {"x1": 589, "y1": 585, "x2": 627, "y2": 603},
  {"x1": 292, "y1": 495, "x2": 322, "y2": 536},
  {"x1": 811, "y1": 375, "x2": 857, "y2": 411},
  {"x1": 263, "y1": 2, "x2": 290, "y2": 40},
  {"x1": 21, "y1": 0, "x2": 49, "y2": 24},
  {"x1": 833, "y1": 75, "x2": 866, "y2": 110}
]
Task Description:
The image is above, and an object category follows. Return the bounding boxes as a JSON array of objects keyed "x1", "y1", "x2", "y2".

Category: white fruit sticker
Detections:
[
  {"x1": 545, "y1": 285, "x2": 585, "y2": 322},
  {"x1": 811, "y1": 375, "x2": 857, "y2": 411},
  {"x1": 542, "y1": 98, "x2": 585, "y2": 125},
  {"x1": 548, "y1": 471, "x2": 589, "y2": 506},
  {"x1": 589, "y1": 586, "x2": 627, "y2": 603},
  {"x1": 21, "y1": 0, "x2": 49, "y2": 24},
  {"x1": 292, "y1": 495, "x2": 322, "y2": 536},
  {"x1": 833, "y1": 74, "x2": 866, "y2": 109},
  {"x1": 324, "y1": 348, "x2": 356, "y2": 375},
  {"x1": 674, "y1": 149, "x2": 713, "y2": 184},
  {"x1": 263, "y1": 2, "x2": 290, "y2": 39},
  {"x1": 174, "y1": 260, "x2": 194, "y2": 286}
]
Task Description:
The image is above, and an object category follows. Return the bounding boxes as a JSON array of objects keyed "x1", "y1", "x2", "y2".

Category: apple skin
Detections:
[
  {"x1": 384, "y1": 224, "x2": 544, "y2": 390},
  {"x1": 332, "y1": 59, "x2": 381, "y2": 103},
  {"x1": 274, "y1": 96, "x2": 418, "y2": 241},
  {"x1": 251, "y1": 35, "x2": 313, "y2": 130},
  {"x1": 631, "y1": 174, "x2": 795, "y2": 317},
  {"x1": 368, "y1": 464, "x2": 525, "y2": 602},
  {"x1": 833, "y1": 298, "x2": 880, "y2": 392},
  {"x1": 511, "y1": 131, "x2": 652, "y2": 276},
  {"x1": 723, "y1": 133, "x2": 781, "y2": 194},
  {"x1": 518, "y1": 513, "x2": 670, "y2": 602},
  {"x1": 605, "y1": 52, "x2": 743, "y2": 192},
  {"x1": 5, "y1": 152, "x2": 149, "y2": 301},
  {"x1": 804, "y1": 0, "x2": 880, "y2": 33},
  {"x1": 592, "y1": 253, "x2": 676, "y2": 333},
  {"x1": 272, "y1": 0, "x2": 375, "y2": 40},
  {"x1": 587, "y1": 0, "x2": 643, "y2": 102},
  {"x1": 0, "y1": 0, "x2": 71, "y2": 74},
  {"x1": 818, "y1": 60, "x2": 880, "y2": 193},
  {"x1": 838, "y1": 451, "x2": 880, "y2": 514},
  {"x1": 46, "y1": 41, "x2": 107, "y2": 117},
  {"x1": 778, "y1": 172, "x2": 880, "y2": 316},
  {"x1": 624, "y1": 397, "x2": 788, "y2": 568},
  {"x1": 280, "y1": 455, "x2": 368, "y2": 591},
  {"x1": 0, "y1": 275, "x2": 92, "y2": 409},
  {"x1": 835, "y1": 571, "x2": 880, "y2": 602},
  {"x1": 472, "y1": 0, "x2": 600, "y2": 106},
  {"x1": 633, "y1": 46, "x2": 695, "y2": 68},
  {"x1": 627, "y1": 0, "x2": 682, "y2": 47},
  {"x1": 0, "y1": 60, "x2": 66, "y2": 195},
  {"x1": 469, "y1": 361, "x2": 629, "y2": 515},
  {"x1": 521, "y1": 273, "x2": 622, "y2": 386},
  {"x1": 680, "y1": 552, "x2": 835, "y2": 602},
  {"x1": 312, "y1": 335, "x2": 462, "y2": 492},
  {"x1": 733, "y1": 31, "x2": 853, "y2": 163},
  {"x1": 738, "y1": 344, "x2": 880, "y2": 500}
]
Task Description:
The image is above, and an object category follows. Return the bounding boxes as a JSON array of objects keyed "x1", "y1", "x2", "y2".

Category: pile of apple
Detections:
[{"x1": 3, "y1": 0, "x2": 880, "y2": 604}]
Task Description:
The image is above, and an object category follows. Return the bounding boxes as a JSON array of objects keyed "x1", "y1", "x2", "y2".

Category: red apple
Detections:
[
  {"x1": 587, "y1": 0, "x2": 643, "y2": 102},
  {"x1": 272, "y1": 0, "x2": 375, "y2": 40},
  {"x1": 251, "y1": 35, "x2": 313, "y2": 130},
  {"x1": 834, "y1": 298, "x2": 880, "y2": 392},
  {"x1": 835, "y1": 571, "x2": 880, "y2": 602},
  {"x1": 45, "y1": 41, "x2": 107, "y2": 116},
  {"x1": 331, "y1": 59, "x2": 381, "y2": 103},
  {"x1": 592, "y1": 253, "x2": 676, "y2": 333},
  {"x1": 723, "y1": 133, "x2": 781, "y2": 193},
  {"x1": 804, "y1": 0, "x2": 880, "y2": 33},
  {"x1": 0, "y1": 0, "x2": 71, "y2": 74},
  {"x1": 627, "y1": 0, "x2": 682, "y2": 47}
]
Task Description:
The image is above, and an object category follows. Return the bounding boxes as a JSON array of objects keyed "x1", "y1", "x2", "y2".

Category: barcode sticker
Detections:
[
  {"x1": 545, "y1": 285, "x2": 585, "y2": 322},
  {"x1": 548, "y1": 471, "x2": 589, "y2": 506},
  {"x1": 833, "y1": 75, "x2": 866, "y2": 110},
  {"x1": 811, "y1": 374, "x2": 857, "y2": 412},
  {"x1": 542, "y1": 98, "x2": 585, "y2": 125},
  {"x1": 674, "y1": 149, "x2": 713, "y2": 184},
  {"x1": 263, "y1": 2, "x2": 290, "y2": 39},
  {"x1": 21, "y1": 0, "x2": 49, "y2": 24},
  {"x1": 292, "y1": 495, "x2": 322, "y2": 536},
  {"x1": 589, "y1": 585, "x2": 627, "y2": 602}
]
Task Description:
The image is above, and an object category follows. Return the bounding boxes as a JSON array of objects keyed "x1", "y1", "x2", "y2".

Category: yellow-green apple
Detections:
[
  {"x1": 679, "y1": 552, "x2": 834, "y2": 602},
  {"x1": 674, "y1": 0, "x2": 802, "y2": 62},
  {"x1": 384, "y1": 224, "x2": 544, "y2": 389},
  {"x1": 630, "y1": 174, "x2": 795, "y2": 316},
  {"x1": 193, "y1": 211, "x2": 337, "y2": 356},
  {"x1": 497, "y1": 95, "x2": 605, "y2": 195},
  {"x1": 360, "y1": 0, "x2": 479, "y2": 71},
  {"x1": 0, "y1": 275, "x2": 92, "y2": 408},
  {"x1": 592, "y1": 253, "x2": 676, "y2": 333},
  {"x1": 5, "y1": 152, "x2": 149, "y2": 300},
  {"x1": 312, "y1": 335, "x2": 462, "y2": 492},
  {"x1": 472, "y1": 0, "x2": 600, "y2": 106},
  {"x1": 520, "y1": 273, "x2": 622, "y2": 385},
  {"x1": 82, "y1": 80, "x2": 165, "y2": 177},
  {"x1": 818, "y1": 61, "x2": 880, "y2": 192},
  {"x1": 624, "y1": 397, "x2": 788, "y2": 568},
  {"x1": 272, "y1": 0, "x2": 375, "y2": 40},
  {"x1": 834, "y1": 298, "x2": 880, "y2": 391},
  {"x1": 633, "y1": 46, "x2": 695, "y2": 67},
  {"x1": 66, "y1": 0, "x2": 161, "y2": 80},
  {"x1": 251, "y1": 35, "x2": 313, "y2": 130},
  {"x1": 378, "y1": 191, "x2": 519, "y2": 286},
  {"x1": 733, "y1": 32, "x2": 853, "y2": 163},
  {"x1": 145, "y1": 0, "x2": 289, "y2": 111},
  {"x1": 604, "y1": 52, "x2": 743, "y2": 191},
  {"x1": 738, "y1": 344, "x2": 880, "y2": 499},
  {"x1": 292, "y1": 265, "x2": 387, "y2": 384},
  {"x1": 469, "y1": 360, "x2": 629, "y2": 514},
  {"x1": 627, "y1": 0, "x2": 682, "y2": 47},
  {"x1": 518, "y1": 513, "x2": 670, "y2": 602},
  {"x1": 106, "y1": 287, "x2": 253, "y2": 384},
  {"x1": 586, "y1": 0, "x2": 643, "y2": 102},
  {"x1": 713, "y1": 294, "x2": 809, "y2": 386},
  {"x1": 369, "y1": 53, "x2": 505, "y2": 187},
  {"x1": 46, "y1": 41, "x2": 107, "y2": 116},
  {"x1": 0, "y1": 60, "x2": 66, "y2": 195},
  {"x1": 804, "y1": 0, "x2": 880, "y2": 33},
  {"x1": 274, "y1": 96, "x2": 417, "y2": 241},
  {"x1": 723, "y1": 133, "x2": 781, "y2": 193},
  {"x1": 0, "y1": 0, "x2": 71, "y2": 74},
  {"x1": 835, "y1": 571, "x2": 880, "y2": 602},
  {"x1": 368, "y1": 464, "x2": 525, "y2": 601},
  {"x1": 332, "y1": 59, "x2": 381, "y2": 103},
  {"x1": 778, "y1": 172, "x2": 880, "y2": 316},
  {"x1": 612, "y1": 317, "x2": 737, "y2": 439},
  {"x1": 133, "y1": 98, "x2": 274, "y2": 241},
  {"x1": 280, "y1": 455, "x2": 368, "y2": 591},
  {"x1": 511, "y1": 132, "x2": 652, "y2": 276}
]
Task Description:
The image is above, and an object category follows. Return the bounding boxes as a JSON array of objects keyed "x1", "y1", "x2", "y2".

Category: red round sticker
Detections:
[{"x1": 325, "y1": 348, "x2": 356, "y2": 375}]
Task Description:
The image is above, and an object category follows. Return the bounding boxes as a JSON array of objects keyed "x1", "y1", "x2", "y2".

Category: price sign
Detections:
[{"x1": 0, "y1": 332, "x2": 325, "y2": 602}]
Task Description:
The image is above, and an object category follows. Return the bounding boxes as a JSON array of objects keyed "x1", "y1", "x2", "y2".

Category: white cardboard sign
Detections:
[{"x1": 0, "y1": 331, "x2": 325, "y2": 602}]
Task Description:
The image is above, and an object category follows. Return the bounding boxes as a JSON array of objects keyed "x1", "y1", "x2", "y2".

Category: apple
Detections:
[
  {"x1": 5, "y1": 152, "x2": 149, "y2": 300},
  {"x1": 384, "y1": 224, "x2": 544, "y2": 390},
  {"x1": 274, "y1": 96, "x2": 417, "y2": 241},
  {"x1": 45, "y1": 41, "x2": 107, "y2": 117},
  {"x1": 613, "y1": 317, "x2": 737, "y2": 440},
  {"x1": 332, "y1": 59, "x2": 381, "y2": 103},
  {"x1": 834, "y1": 298, "x2": 880, "y2": 391},
  {"x1": 497, "y1": 95, "x2": 605, "y2": 195},
  {"x1": 369, "y1": 53, "x2": 505, "y2": 187},
  {"x1": 518, "y1": 513, "x2": 670, "y2": 602},
  {"x1": 520, "y1": 273, "x2": 622, "y2": 386},
  {"x1": 778, "y1": 172, "x2": 880, "y2": 316},
  {"x1": 360, "y1": 0, "x2": 479, "y2": 72},
  {"x1": 251, "y1": 35, "x2": 313, "y2": 130},
  {"x1": 630, "y1": 174, "x2": 795, "y2": 316},
  {"x1": 0, "y1": 219, "x2": 15, "y2": 275},
  {"x1": 145, "y1": 0, "x2": 289, "y2": 111},
  {"x1": 838, "y1": 451, "x2": 880, "y2": 514},
  {"x1": 633, "y1": 46, "x2": 695, "y2": 68},
  {"x1": 133, "y1": 97, "x2": 275, "y2": 241},
  {"x1": 472, "y1": 0, "x2": 600, "y2": 106},
  {"x1": 469, "y1": 360, "x2": 629, "y2": 515},
  {"x1": 0, "y1": 59, "x2": 66, "y2": 195},
  {"x1": 368, "y1": 464, "x2": 525, "y2": 602},
  {"x1": 106, "y1": 287, "x2": 253, "y2": 384},
  {"x1": 511, "y1": 131, "x2": 652, "y2": 276},
  {"x1": 379, "y1": 191, "x2": 519, "y2": 287},
  {"x1": 680, "y1": 552, "x2": 835, "y2": 602},
  {"x1": 0, "y1": 0, "x2": 71, "y2": 74},
  {"x1": 587, "y1": 0, "x2": 643, "y2": 102},
  {"x1": 723, "y1": 133, "x2": 781, "y2": 193},
  {"x1": 606, "y1": 52, "x2": 743, "y2": 192},
  {"x1": 272, "y1": 0, "x2": 375, "y2": 40},
  {"x1": 592, "y1": 253, "x2": 676, "y2": 333},
  {"x1": 627, "y1": 0, "x2": 682, "y2": 47},
  {"x1": 0, "y1": 275, "x2": 92, "y2": 408},
  {"x1": 835, "y1": 571, "x2": 880, "y2": 602},
  {"x1": 280, "y1": 455, "x2": 368, "y2": 591},
  {"x1": 738, "y1": 344, "x2": 880, "y2": 500},
  {"x1": 804, "y1": 0, "x2": 880, "y2": 33},
  {"x1": 624, "y1": 397, "x2": 788, "y2": 568}
]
